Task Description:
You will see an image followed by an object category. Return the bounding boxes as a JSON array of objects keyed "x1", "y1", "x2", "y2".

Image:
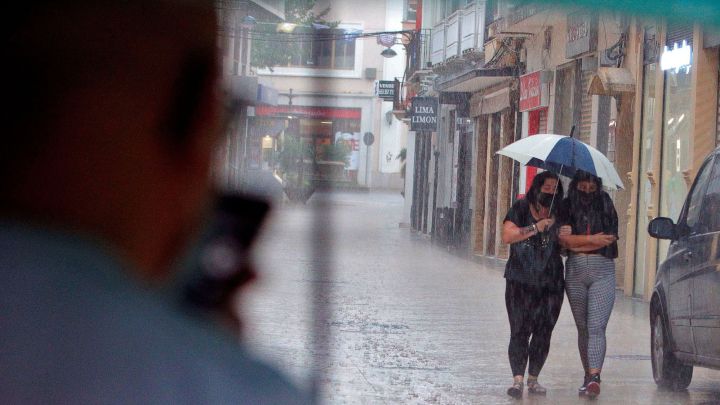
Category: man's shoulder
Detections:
[{"x1": 0, "y1": 226, "x2": 310, "y2": 404}]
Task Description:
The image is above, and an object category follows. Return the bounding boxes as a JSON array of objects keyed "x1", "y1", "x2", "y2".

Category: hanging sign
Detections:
[
  {"x1": 566, "y1": 12, "x2": 598, "y2": 59},
  {"x1": 376, "y1": 80, "x2": 396, "y2": 101},
  {"x1": 410, "y1": 97, "x2": 439, "y2": 131},
  {"x1": 519, "y1": 71, "x2": 550, "y2": 112}
]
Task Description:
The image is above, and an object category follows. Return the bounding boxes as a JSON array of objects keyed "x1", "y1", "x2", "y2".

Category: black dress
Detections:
[
  {"x1": 502, "y1": 198, "x2": 565, "y2": 377},
  {"x1": 503, "y1": 199, "x2": 564, "y2": 292}
]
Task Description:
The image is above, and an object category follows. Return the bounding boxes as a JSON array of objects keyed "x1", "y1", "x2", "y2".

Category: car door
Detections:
[
  {"x1": 690, "y1": 154, "x2": 720, "y2": 364},
  {"x1": 664, "y1": 157, "x2": 714, "y2": 355}
]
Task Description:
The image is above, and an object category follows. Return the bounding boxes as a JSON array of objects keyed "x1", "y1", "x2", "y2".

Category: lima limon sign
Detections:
[{"x1": 410, "y1": 97, "x2": 439, "y2": 131}]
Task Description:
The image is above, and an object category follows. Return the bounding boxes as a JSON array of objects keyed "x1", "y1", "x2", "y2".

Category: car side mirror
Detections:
[{"x1": 648, "y1": 217, "x2": 677, "y2": 240}]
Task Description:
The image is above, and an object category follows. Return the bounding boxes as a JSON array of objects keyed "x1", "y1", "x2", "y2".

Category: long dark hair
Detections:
[
  {"x1": 526, "y1": 171, "x2": 564, "y2": 213},
  {"x1": 568, "y1": 170, "x2": 604, "y2": 210}
]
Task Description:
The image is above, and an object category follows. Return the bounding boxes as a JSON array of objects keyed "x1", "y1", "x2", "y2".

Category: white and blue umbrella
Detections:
[{"x1": 497, "y1": 134, "x2": 624, "y2": 190}]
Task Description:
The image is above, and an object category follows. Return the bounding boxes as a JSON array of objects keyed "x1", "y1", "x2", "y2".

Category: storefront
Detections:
[
  {"x1": 657, "y1": 22, "x2": 695, "y2": 263},
  {"x1": 627, "y1": 21, "x2": 695, "y2": 299},
  {"x1": 628, "y1": 20, "x2": 719, "y2": 299},
  {"x1": 470, "y1": 83, "x2": 516, "y2": 260},
  {"x1": 254, "y1": 105, "x2": 362, "y2": 182}
]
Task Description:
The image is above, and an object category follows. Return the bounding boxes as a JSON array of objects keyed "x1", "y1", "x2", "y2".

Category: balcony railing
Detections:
[
  {"x1": 430, "y1": 21, "x2": 445, "y2": 65},
  {"x1": 461, "y1": 3, "x2": 484, "y2": 53},
  {"x1": 446, "y1": 11, "x2": 461, "y2": 59},
  {"x1": 429, "y1": 2, "x2": 487, "y2": 67},
  {"x1": 406, "y1": 29, "x2": 432, "y2": 79}
]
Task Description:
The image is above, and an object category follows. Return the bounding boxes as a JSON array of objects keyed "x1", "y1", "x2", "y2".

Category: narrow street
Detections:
[{"x1": 240, "y1": 191, "x2": 720, "y2": 404}]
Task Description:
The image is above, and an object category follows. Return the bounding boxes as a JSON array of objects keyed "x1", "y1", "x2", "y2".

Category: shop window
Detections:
[
  {"x1": 659, "y1": 62, "x2": 693, "y2": 228},
  {"x1": 284, "y1": 32, "x2": 356, "y2": 70}
]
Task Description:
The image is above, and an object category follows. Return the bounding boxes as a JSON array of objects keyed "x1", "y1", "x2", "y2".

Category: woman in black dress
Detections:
[{"x1": 501, "y1": 171, "x2": 565, "y2": 398}]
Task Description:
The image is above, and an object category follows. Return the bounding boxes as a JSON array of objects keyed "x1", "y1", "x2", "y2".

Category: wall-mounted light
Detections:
[
  {"x1": 241, "y1": 15, "x2": 257, "y2": 29},
  {"x1": 277, "y1": 22, "x2": 297, "y2": 33},
  {"x1": 381, "y1": 47, "x2": 398, "y2": 58}
]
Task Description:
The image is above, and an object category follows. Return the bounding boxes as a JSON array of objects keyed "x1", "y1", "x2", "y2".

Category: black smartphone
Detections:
[{"x1": 182, "y1": 194, "x2": 270, "y2": 311}]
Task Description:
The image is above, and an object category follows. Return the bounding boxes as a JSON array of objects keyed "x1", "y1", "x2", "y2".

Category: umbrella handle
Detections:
[
  {"x1": 569, "y1": 127, "x2": 576, "y2": 169},
  {"x1": 548, "y1": 164, "x2": 564, "y2": 214}
]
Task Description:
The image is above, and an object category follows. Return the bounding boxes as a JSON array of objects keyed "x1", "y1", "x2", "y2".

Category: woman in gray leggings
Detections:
[{"x1": 557, "y1": 171, "x2": 618, "y2": 398}]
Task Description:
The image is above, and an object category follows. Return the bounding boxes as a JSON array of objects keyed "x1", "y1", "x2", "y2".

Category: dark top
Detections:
[
  {"x1": 503, "y1": 199, "x2": 564, "y2": 292},
  {"x1": 556, "y1": 191, "x2": 619, "y2": 259}
]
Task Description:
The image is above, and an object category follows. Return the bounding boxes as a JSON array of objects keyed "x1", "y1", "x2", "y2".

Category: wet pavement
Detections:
[{"x1": 240, "y1": 191, "x2": 720, "y2": 404}]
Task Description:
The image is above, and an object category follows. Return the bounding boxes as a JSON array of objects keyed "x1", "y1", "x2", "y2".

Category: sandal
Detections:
[
  {"x1": 527, "y1": 379, "x2": 547, "y2": 395},
  {"x1": 506, "y1": 381, "x2": 523, "y2": 399}
]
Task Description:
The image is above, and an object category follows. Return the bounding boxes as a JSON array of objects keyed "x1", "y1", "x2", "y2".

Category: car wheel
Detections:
[{"x1": 651, "y1": 311, "x2": 693, "y2": 390}]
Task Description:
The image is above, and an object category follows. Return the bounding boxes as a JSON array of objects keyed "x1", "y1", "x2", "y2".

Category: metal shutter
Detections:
[{"x1": 666, "y1": 21, "x2": 693, "y2": 46}]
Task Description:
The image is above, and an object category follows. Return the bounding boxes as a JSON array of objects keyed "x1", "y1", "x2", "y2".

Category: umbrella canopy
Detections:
[{"x1": 497, "y1": 134, "x2": 624, "y2": 190}]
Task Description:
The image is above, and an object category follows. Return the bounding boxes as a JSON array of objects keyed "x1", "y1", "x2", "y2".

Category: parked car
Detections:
[{"x1": 649, "y1": 146, "x2": 720, "y2": 390}]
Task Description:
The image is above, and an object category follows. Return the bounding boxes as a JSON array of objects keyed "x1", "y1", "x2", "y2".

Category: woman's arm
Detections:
[
  {"x1": 559, "y1": 232, "x2": 617, "y2": 251},
  {"x1": 502, "y1": 220, "x2": 537, "y2": 245}
]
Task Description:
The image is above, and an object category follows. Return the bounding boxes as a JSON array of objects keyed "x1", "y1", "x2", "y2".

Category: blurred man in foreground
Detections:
[{"x1": 0, "y1": 1, "x2": 308, "y2": 403}]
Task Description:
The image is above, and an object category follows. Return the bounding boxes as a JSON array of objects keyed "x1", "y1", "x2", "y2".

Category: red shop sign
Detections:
[
  {"x1": 519, "y1": 71, "x2": 542, "y2": 112},
  {"x1": 255, "y1": 105, "x2": 361, "y2": 120}
]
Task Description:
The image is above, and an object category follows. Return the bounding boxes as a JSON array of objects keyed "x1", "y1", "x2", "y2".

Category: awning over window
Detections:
[
  {"x1": 435, "y1": 66, "x2": 518, "y2": 93},
  {"x1": 587, "y1": 67, "x2": 635, "y2": 96},
  {"x1": 470, "y1": 87, "x2": 511, "y2": 116},
  {"x1": 255, "y1": 105, "x2": 362, "y2": 120}
]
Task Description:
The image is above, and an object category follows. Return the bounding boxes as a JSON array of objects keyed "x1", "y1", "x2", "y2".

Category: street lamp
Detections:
[
  {"x1": 377, "y1": 31, "x2": 415, "y2": 58},
  {"x1": 381, "y1": 47, "x2": 398, "y2": 58}
]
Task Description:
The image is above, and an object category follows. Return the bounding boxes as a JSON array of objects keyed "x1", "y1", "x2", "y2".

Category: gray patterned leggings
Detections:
[{"x1": 565, "y1": 255, "x2": 616, "y2": 371}]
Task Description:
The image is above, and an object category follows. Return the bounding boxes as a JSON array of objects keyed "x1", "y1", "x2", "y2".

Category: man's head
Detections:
[{"x1": 1, "y1": 1, "x2": 223, "y2": 279}]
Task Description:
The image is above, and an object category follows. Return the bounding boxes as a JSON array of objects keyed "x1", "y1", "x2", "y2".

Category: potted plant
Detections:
[
  {"x1": 276, "y1": 136, "x2": 316, "y2": 203},
  {"x1": 317, "y1": 142, "x2": 350, "y2": 181}
]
